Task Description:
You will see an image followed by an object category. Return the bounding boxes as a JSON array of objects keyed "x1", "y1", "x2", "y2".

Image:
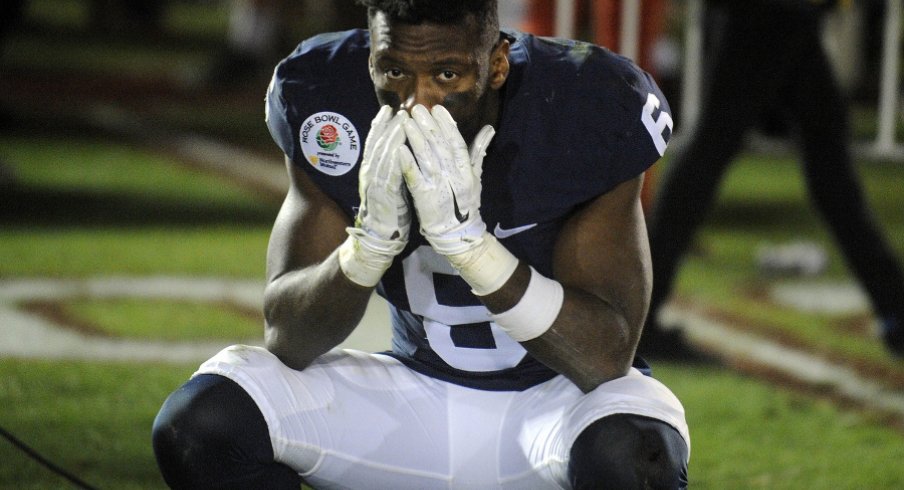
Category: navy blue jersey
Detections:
[{"x1": 266, "y1": 29, "x2": 672, "y2": 391}]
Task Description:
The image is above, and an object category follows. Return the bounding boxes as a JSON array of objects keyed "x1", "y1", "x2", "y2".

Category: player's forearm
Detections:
[
  {"x1": 263, "y1": 250, "x2": 372, "y2": 370},
  {"x1": 521, "y1": 290, "x2": 636, "y2": 392},
  {"x1": 482, "y1": 263, "x2": 637, "y2": 392}
]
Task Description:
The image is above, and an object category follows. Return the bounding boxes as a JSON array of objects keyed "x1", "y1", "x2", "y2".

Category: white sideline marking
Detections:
[
  {"x1": 0, "y1": 305, "x2": 230, "y2": 363},
  {"x1": 661, "y1": 306, "x2": 904, "y2": 416},
  {"x1": 769, "y1": 281, "x2": 869, "y2": 315},
  {"x1": 87, "y1": 104, "x2": 289, "y2": 196},
  {"x1": 0, "y1": 277, "x2": 391, "y2": 363},
  {"x1": 3, "y1": 277, "x2": 902, "y2": 419},
  {"x1": 171, "y1": 135, "x2": 289, "y2": 195}
]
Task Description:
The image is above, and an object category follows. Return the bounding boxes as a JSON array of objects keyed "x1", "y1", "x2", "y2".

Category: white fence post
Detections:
[
  {"x1": 619, "y1": 0, "x2": 642, "y2": 62},
  {"x1": 681, "y1": 0, "x2": 704, "y2": 132},
  {"x1": 554, "y1": 0, "x2": 575, "y2": 39},
  {"x1": 876, "y1": 0, "x2": 902, "y2": 155}
]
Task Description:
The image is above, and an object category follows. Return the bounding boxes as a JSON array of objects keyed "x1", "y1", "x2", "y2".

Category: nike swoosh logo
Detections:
[
  {"x1": 451, "y1": 187, "x2": 469, "y2": 223},
  {"x1": 494, "y1": 222, "x2": 537, "y2": 239}
]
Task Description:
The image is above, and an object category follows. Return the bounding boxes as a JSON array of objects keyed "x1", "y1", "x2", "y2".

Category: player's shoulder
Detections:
[
  {"x1": 265, "y1": 29, "x2": 377, "y2": 172},
  {"x1": 270, "y1": 29, "x2": 370, "y2": 89},
  {"x1": 498, "y1": 31, "x2": 672, "y2": 193},
  {"x1": 508, "y1": 30, "x2": 659, "y2": 112},
  {"x1": 267, "y1": 29, "x2": 371, "y2": 126}
]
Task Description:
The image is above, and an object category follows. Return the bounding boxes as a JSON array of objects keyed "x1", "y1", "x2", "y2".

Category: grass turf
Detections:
[
  {"x1": 58, "y1": 297, "x2": 263, "y2": 342},
  {"x1": 0, "y1": 359, "x2": 195, "y2": 490},
  {"x1": 3, "y1": 360, "x2": 904, "y2": 489},
  {"x1": 664, "y1": 153, "x2": 904, "y2": 371},
  {"x1": 3, "y1": 1, "x2": 904, "y2": 487},
  {"x1": 3, "y1": 129, "x2": 904, "y2": 490}
]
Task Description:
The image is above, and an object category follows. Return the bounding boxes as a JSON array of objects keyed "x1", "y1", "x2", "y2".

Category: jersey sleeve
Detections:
[
  {"x1": 579, "y1": 49, "x2": 674, "y2": 190},
  {"x1": 264, "y1": 31, "x2": 377, "y2": 166},
  {"x1": 260, "y1": 30, "x2": 379, "y2": 219},
  {"x1": 482, "y1": 35, "x2": 673, "y2": 227},
  {"x1": 265, "y1": 62, "x2": 297, "y2": 161}
]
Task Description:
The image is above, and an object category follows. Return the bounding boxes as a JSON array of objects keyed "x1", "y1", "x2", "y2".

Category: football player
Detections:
[{"x1": 153, "y1": 1, "x2": 689, "y2": 487}]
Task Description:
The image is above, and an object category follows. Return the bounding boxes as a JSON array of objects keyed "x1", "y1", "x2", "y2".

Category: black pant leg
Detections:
[
  {"x1": 648, "y1": 4, "x2": 793, "y2": 316},
  {"x1": 786, "y1": 23, "x2": 904, "y2": 321}
]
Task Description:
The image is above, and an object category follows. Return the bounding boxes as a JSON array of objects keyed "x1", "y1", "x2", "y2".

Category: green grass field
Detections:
[
  {"x1": 2, "y1": 1, "x2": 904, "y2": 488},
  {"x1": 2, "y1": 142, "x2": 900, "y2": 490}
]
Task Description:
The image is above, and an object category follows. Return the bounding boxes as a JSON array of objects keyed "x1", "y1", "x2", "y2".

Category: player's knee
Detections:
[
  {"x1": 569, "y1": 413, "x2": 688, "y2": 490},
  {"x1": 152, "y1": 374, "x2": 276, "y2": 489}
]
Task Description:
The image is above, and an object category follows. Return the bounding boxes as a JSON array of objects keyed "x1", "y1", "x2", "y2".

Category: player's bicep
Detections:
[
  {"x1": 552, "y1": 175, "x2": 652, "y2": 332},
  {"x1": 266, "y1": 156, "x2": 352, "y2": 282}
]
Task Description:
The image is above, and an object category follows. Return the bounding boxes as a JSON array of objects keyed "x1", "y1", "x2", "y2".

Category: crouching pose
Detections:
[{"x1": 152, "y1": 0, "x2": 689, "y2": 488}]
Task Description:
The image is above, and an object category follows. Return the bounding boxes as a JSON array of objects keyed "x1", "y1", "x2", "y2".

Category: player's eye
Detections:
[
  {"x1": 385, "y1": 68, "x2": 405, "y2": 80},
  {"x1": 437, "y1": 70, "x2": 459, "y2": 82}
]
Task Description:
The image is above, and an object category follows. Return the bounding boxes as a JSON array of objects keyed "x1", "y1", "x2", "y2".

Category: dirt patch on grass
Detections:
[{"x1": 21, "y1": 300, "x2": 107, "y2": 337}]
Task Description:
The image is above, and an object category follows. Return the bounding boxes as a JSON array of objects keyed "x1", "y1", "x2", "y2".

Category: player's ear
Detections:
[
  {"x1": 368, "y1": 54, "x2": 376, "y2": 81},
  {"x1": 488, "y1": 39, "x2": 510, "y2": 90}
]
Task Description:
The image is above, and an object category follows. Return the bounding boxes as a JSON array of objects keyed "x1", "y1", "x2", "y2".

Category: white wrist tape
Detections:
[
  {"x1": 337, "y1": 231, "x2": 398, "y2": 288},
  {"x1": 491, "y1": 266, "x2": 564, "y2": 342},
  {"x1": 446, "y1": 233, "x2": 519, "y2": 296}
]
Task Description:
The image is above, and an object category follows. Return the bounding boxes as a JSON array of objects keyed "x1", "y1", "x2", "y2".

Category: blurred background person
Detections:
[
  {"x1": 89, "y1": 0, "x2": 166, "y2": 36},
  {"x1": 204, "y1": 0, "x2": 366, "y2": 87},
  {"x1": 641, "y1": 0, "x2": 904, "y2": 359},
  {"x1": 0, "y1": 0, "x2": 26, "y2": 48},
  {"x1": 0, "y1": 0, "x2": 25, "y2": 184}
]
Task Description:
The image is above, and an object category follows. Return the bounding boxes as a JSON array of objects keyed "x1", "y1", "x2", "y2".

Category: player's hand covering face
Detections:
[
  {"x1": 354, "y1": 105, "x2": 411, "y2": 245},
  {"x1": 397, "y1": 104, "x2": 494, "y2": 256},
  {"x1": 338, "y1": 106, "x2": 411, "y2": 288}
]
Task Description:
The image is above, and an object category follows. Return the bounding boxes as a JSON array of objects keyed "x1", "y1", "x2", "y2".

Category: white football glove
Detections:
[
  {"x1": 338, "y1": 106, "x2": 411, "y2": 287},
  {"x1": 397, "y1": 104, "x2": 491, "y2": 253},
  {"x1": 397, "y1": 104, "x2": 518, "y2": 295}
]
